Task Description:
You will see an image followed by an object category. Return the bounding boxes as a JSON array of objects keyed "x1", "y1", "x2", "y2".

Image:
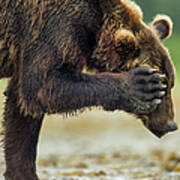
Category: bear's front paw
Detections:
[{"x1": 126, "y1": 66, "x2": 167, "y2": 114}]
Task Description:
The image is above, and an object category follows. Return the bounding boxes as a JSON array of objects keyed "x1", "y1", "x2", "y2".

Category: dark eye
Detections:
[{"x1": 133, "y1": 48, "x2": 141, "y2": 58}]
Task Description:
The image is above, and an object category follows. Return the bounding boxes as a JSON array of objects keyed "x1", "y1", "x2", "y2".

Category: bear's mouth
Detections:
[
  {"x1": 148, "y1": 128, "x2": 166, "y2": 138},
  {"x1": 140, "y1": 110, "x2": 178, "y2": 138}
]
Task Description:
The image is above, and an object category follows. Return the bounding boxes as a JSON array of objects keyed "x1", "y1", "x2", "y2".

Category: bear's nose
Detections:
[{"x1": 164, "y1": 122, "x2": 178, "y2": 133}]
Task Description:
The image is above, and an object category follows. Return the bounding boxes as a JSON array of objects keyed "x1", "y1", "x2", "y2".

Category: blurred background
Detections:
[{"x1": 0, "y1": 1, "x2": 180, "y2": 179}]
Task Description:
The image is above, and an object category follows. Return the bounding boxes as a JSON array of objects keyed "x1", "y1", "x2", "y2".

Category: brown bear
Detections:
[{"x1": 0, "y1": 0, "x2": 177, "y2": 179}]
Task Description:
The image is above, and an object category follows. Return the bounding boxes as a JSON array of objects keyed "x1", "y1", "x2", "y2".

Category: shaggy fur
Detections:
[{"x1": 0, "y1": 0, "x2": 177, "y2": 179}]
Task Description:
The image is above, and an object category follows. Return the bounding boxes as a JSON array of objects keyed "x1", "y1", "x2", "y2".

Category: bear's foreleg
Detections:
[{"x1": 3, "y1": 82, "x2": 44, "y2": 180}]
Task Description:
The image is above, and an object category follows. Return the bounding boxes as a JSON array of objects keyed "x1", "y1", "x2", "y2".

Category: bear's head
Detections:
[{"x1": 92, "y1": 0, "x2": 177, "y2": 137}]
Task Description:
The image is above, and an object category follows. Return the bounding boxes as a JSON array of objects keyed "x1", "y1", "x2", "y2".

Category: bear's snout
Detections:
[{"x1": 164, "y1": 122, "x2": 178, "y2": 133}]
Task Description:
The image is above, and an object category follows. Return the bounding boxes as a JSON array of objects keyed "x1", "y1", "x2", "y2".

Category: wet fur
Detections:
[{"x1": 0, "y1": 0, "x2": 176, "y2": 179}]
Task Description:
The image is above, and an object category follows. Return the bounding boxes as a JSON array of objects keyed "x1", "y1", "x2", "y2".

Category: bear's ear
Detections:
[
  {"x1": 114, "y1": 29, "x2": 138, "y2": 58},
  {"x1": 152, "y1": 15, "x2": 173, "y2": 40}
]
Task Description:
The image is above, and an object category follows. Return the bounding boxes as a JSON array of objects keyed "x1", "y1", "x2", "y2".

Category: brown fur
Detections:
[
  {"x1": 0, "y1": 0, "x2": 176, "y2": 179},
  {"x1": 91, "y1": 0, "x2": 176, "y2": 137}
]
